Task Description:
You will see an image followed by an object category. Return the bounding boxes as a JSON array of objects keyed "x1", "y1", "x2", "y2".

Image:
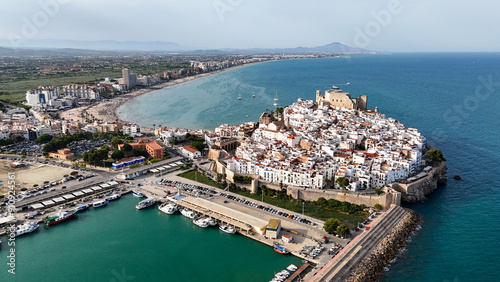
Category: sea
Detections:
[{"x1": 3, "y1": 53, "x2": 500, "y2": 281}]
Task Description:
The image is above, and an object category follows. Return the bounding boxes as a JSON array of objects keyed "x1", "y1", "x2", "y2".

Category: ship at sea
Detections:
[{"x1": 44, "y1": 210, "x2": 76, "y2": 226}]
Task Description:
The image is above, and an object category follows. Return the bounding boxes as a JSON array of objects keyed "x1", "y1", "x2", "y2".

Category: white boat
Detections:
[
  {"x1": 193, "y1": 218, "x2": 209, "y2": 228},
  {"x1": 286, "y1": 264, "x2": 298, "y2": 272},
  {"x1": 16, "y1": 222, "x2": 39, "y2": 237},
  {"x1": 93, "y1": 199, "x2": 108, "y2": 208},
  {"x1": 206, "y1": 217, "x2": 217, "y2": 226},
  {"x1": 219, "y1": 225, "x2": 236, "y2": 234},
  {"x1": 108, "y1": 194, "x2": 121, "y2": 201},
  {"x1": 180, "y1": 209, "x2": 196, "y2": 219},
  {"x1": 136, "y1": 198, "x2": 157, "y2": 210},
  {"x1": 159, "y1": 202, "x2": 178, "y2": 214},
  {"x1": 133, "y1": 190, "x2": 145, "y2": 198}
]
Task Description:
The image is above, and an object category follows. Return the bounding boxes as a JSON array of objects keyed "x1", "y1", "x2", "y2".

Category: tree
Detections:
[
  {"x1": 111, "y1": 137, "x2": 123, "y2": 148},
  {"x1": 374, "y1": 204, "x2": 382, "y2": 211},
  {"x1": 324, "y1": 218, "x2": 341, "y2": 234},
  {"x1": 336, "y1": 177, "x2": 349, "y2": 189},
  {"x1": 35, "y1": 134, "x2": 53, "y2": 144},
  {"x1": 317, "y1": 197, "x2": 328, "y2": 207},
  {"x1": 336, "y1": 224, "x2": 351, "y2": 238},
  {"x1": 111, "y1": 150, "x2": 124, "y2": 161},
  {"x1": 375, "y1": 189, "x2": 384, "y2": 196},
  {"x1": 426, "y1": 149, "x2": 446, "y2": 163},
  {"x1": 122, "y1": 143, "x2": 133, "y2": 153},
  {"x1": 70, "y1": 171, "x2": 78, "y2": 175},
  {"x1": 133, "y1": 149, "x2": 148, "y2": 158},
  {"x1": 191, "y1": 140, "x2": 205, "y2": 152}
]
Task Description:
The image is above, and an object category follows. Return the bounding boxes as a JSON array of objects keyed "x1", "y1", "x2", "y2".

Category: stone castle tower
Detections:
[{"x1": 316, "y1": 86, "x2": 367, "y2": 110}]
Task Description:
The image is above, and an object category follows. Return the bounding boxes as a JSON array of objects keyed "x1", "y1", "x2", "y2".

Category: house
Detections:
[
  {"x1": 49, "y1": 148, "x2": 75, "y2": 160},
  {"x1": 182, "y1": 145, "x2": 201, "y2": 159}
]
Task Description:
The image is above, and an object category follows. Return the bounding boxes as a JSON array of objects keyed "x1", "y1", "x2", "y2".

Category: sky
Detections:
[{"x1": 1, "y1": 0, "x2": 499, "y2": 52}]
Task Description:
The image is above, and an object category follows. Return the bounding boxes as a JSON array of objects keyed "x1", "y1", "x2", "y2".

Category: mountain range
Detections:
[{"x1": 0, "y1": 39, "x2": 371, "y2": 55}]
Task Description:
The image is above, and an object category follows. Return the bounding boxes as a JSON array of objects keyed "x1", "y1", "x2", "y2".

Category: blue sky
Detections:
[{"x1": 1, "y1": 0, "x2": 499, "y2": 52}]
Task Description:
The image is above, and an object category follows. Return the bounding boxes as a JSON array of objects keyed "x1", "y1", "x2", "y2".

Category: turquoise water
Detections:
[
  {"x1": 117, "y1": 53, "x2": 500, "y2": 281},
  {"x1": 0, "y1": 195, "x2": 301, "y2": 281},
  {"x1": 3, "y1": 54, "x2": 500, "y2": 281}
]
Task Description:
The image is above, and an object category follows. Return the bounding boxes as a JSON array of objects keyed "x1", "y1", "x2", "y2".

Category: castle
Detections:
[{"x1": 316, "y1": 86, "x2": 367, "y2": 110}]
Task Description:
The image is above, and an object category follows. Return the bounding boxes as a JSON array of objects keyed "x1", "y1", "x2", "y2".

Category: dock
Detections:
[{"x1": 285, "y1": 263, "x2": 310, "y2": 282}]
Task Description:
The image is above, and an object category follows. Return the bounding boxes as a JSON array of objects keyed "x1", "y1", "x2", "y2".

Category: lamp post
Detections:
[
  {"x1": 302, "y1": 201, "x2": 305, "y2": 216},
  {"x1": 261, "y1": 189, "x2": 264, "y2": 204}
]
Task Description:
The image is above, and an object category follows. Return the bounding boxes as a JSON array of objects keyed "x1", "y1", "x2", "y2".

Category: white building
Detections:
[
  {"x1": 26, "y1": 86, "x2": 60, "y2": 107},
  {"x1": 182, "y1": 145, "x2": 201, "y2": 159}
]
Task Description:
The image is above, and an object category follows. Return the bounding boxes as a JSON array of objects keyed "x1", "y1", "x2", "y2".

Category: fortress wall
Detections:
[
  {"x1": 389, "y1": 162, "x2": 447, "y2": 202},
  {"x1": 287, "y1": 186, "x2": 400, "y2": 210}
]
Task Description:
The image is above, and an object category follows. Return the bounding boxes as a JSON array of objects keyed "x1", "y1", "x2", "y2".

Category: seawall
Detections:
[{"x1": 345, "y1": 209, "x2": 421, "y2": 282}]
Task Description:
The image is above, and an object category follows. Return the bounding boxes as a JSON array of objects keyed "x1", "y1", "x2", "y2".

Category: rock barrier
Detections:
[{"x1": 346, "y1": 209, "x2": 420, "y2": 282}]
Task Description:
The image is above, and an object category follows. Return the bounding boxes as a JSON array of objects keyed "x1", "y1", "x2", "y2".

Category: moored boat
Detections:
[
  {"x1": 180, "y1": 208, "x2": 196, "y2": 219},
  {"x1": 16, "y1": 222, "x2": 39, "y2": 237},
  {"x1": 274, "y1": 244, "x2": 290, "y2": 254},
  {"x1": 193, "y1": 218, "x2": 209, "y2": 228},
  {"x1": 159, "y1": 202, "x2": 178, "y2": 214},
  {"x1": 108, "y1": 193, "x2": 121, "y2": 201},
  {"x1": 133, "y1": 190, "x2": 145, "y2": 198},
  {"x1": 93, "y1": 199, "x2": 108, "y2": 208},
  {"x1": 74, "y1": 204, "x2": 88, "y2": 212},
  {"x1": 219, "y1": 225, "x2": 236, "y2": 234},
  {"x1": 206, "y1": 217, "x2": 217, "y2": 226},
  {"x1": 136, "y1": 198, "x2": 157, "y2": 210},
  {"x1": 44, "y1": 210, "x2": 76, "y2": 226}
]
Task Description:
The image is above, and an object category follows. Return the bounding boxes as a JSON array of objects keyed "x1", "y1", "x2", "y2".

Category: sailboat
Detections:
[
  {"x1": 252, "y1": 92, "x2": 256, "y2": 98},
  {"x1": 273, "y1": 91, "x2": 279, "y2": 106},
  {"x1": 238, "y1": 94, "x2": 242, "y2": 100}
]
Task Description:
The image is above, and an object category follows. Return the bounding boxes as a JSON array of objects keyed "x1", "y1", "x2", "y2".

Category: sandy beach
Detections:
[{"x1": 64, "y1": 63, "x2": 260, "y2": 126}]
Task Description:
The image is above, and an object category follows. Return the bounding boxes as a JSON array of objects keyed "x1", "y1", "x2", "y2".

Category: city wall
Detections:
[{"x1": 286, "y1": 186, "x2": 400, "y2": 210}]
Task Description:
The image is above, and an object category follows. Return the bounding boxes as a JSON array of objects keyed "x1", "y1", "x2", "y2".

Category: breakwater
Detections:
[{"x1": 345, "y1": 209, "x2": 421, "y2": 282}]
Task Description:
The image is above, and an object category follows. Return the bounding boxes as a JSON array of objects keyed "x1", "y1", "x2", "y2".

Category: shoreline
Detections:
[{"x1": 76, "y1": 62, "x2": 264, "y2": 126}]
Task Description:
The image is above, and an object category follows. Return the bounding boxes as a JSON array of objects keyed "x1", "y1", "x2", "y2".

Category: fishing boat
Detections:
[
  {"x1": 136, "y1": 198, "x2": 157, "y2": 210},
  {"x1": 219, "y1": 225, "x2": 236, "y2": 234},
  {"x1": 74, "y1": 204, "x2": 88, "y2": 212},
  {"x1": 93, "y1": 199, "x2": 108, "y2": 208},
  {"x1": 159, "y1": 202, "x2": 178, "y2": 214},
  {"x1": 133, "y1": 190, "x2": 145, "y2": 198},
  {"x1": 16, "y1": 222, "x2": 39, "y2": 237},
  {"x1": 108, "y1": 193, "x2": 121, "y2": 201},
  {"x1": 193, "y1": 218, "x2": 209, "y2": 228},
  {"x1": 44, "y1": 210, "x2": 76, "y2": 226},
  {"x1": 273, "y1": 244, "x2": 290, "y2": 254},
  {"x1": 180, "y1": 208, "x2": 196, "y2": 219}
]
